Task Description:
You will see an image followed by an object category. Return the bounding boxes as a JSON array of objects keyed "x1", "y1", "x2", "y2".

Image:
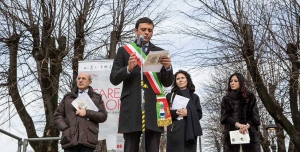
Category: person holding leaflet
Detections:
[
  {"x1": 220, "y1": 73, "x2": 261, "y2": 152},
  {"x1": 166, "y1": 70, "x2": 202, "y2": 152},
  {"x1": 110, "y1": 17, "x2": 173, "y2": 152},
  {"x1": 54, "y1": 72, "x2": 107, "y2": 152}
]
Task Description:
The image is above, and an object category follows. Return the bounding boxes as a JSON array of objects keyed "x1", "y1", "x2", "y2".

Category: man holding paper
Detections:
[
  {"x1": 110, "y1": 17, "x2": 173, "y2": 152},
  {"x1": 54, "y1": 72, "x2": 107, "y2": 151}
]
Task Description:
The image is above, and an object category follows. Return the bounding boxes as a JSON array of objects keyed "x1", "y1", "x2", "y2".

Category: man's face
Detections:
[
  {"x1": 77, "y1": 73, "x2": 92, "y2": 90},
  {"x1": 134, "y1": 23, "x2": 154, "y2": 44}
]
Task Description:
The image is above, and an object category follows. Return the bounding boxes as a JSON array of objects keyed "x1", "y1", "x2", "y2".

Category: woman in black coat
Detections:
[
  {"x1": 220, "y1": 73, "x2": 261, "y2": 152},
  {"x1": 166, "y1": 70, "x2": 202, "y2": 152}
]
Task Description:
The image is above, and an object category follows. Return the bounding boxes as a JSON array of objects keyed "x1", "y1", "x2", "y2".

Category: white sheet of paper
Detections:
[
  {"x1": 171, "y1": 95, "x2": 189, "y2": 120},
  {"x1": 229, "y1": 130, "x2": 250, "y2": 144},
  {"x1": 143, "y1": 50, "x2": 169, "y2": 72},
  {"x1": 71, "y1": 92, "x2": 99, "y2": 111}
]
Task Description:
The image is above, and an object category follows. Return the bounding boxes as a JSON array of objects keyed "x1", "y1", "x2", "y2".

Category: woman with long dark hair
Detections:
[
  {"x1": 166, "y1": 70, "x2": 202, "y2": 152},
  {"x1": 220, "y1": 73, "x2": 261, "y2": 152}
]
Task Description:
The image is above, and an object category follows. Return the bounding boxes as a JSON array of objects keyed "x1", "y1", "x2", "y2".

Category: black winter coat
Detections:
[
  {"x1": 166, "y1": 90, "x2": 202, "y2": 152},
  {"x1": 110, "y1": 42, "x2": 173, "y2": 133},
  {"x1": 220, "y1": 90, "x2": 261, "y2": 152},
  {"x1": 54, "y1": 86, "x2": 107, "y2": 149}
]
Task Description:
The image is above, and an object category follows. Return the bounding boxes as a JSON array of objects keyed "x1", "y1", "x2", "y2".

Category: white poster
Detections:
[{"x1": 79, "y1": 60, "x2": 123, "y2": 151}]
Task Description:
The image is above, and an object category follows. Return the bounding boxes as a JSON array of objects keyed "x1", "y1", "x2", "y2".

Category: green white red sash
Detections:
[{"x1": 124, "y1": 42, "x2": 172, "y2": 127}]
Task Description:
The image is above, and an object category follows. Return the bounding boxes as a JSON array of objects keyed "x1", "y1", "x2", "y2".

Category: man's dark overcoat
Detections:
[
  {"x1": 110, "y1": 42, "x2": 173, "y2": 133},
  {"x1": 166, "y1": 90, "x2": 203, "y2": 152}
]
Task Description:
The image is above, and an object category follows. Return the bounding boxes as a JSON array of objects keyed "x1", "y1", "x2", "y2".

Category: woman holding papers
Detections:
[
  {"x1": 166, "y1": 70, "x2": 202, "y2": 152},
  {"x1": 220, "y1": 73, "x2": 261, "y2": 152}
]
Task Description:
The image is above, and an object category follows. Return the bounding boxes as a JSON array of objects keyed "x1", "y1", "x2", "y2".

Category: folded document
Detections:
[
  {"x1": 229, "y1": 130, "x2": 250, "y2": 144},
  {"x1": 71, "y1": 92, "x2": 99, "y2": 111}
]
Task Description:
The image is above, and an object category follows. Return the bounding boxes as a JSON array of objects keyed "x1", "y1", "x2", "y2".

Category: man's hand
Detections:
[
  {"x1": 76, "y1": 107, "x2": 87, "y2": 117},
  {"x1": 127, "y1": 53, "x2": 139, "y2": 72},
  {"x1": 159, "y1": 56, "x2": 171, "y2": 69}
]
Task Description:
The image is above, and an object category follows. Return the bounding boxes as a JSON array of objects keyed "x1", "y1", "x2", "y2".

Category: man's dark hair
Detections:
[{"x1": 135, "y1": 17, "x2": 154, "y2": 29}]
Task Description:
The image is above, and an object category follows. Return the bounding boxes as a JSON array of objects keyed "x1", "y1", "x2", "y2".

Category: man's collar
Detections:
[
  {"x1": 78, "y1": 89, "x2": 88, "y2": 94},
  {"x1": 143, "y1": 42, "x2": 149, "y2": 47}
]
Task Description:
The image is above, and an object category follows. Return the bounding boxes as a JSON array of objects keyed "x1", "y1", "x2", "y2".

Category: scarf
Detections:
[
  {"x1": 176, "y1": 89, "x2": 202, "y2": 142},
  {"x1": 228, "y1": 90, "x2": 249, "y2": 124},
  {"x1": 124, "y1": 42, "x2": 172, "y2": 127}
]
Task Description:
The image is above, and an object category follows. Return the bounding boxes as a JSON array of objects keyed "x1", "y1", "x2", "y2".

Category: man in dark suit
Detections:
[{"x1": 110, "y1": 17, "x2": 173, "y2": 152}]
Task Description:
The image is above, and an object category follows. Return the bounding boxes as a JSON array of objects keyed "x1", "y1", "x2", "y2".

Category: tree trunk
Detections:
[
  {"x1": 108, "y1": 0, "x2": 125, "y2": 59},
  {"x1": 286, "y1": 43, "x2": 300, "y2": 152},
  {"x1": 72, "y1": 14, "x2": 86, "y2": 88},
  {"x1": 214, "y1": 134, "x2": 221, "y2": 152},
  {"x1": 276, "y1": 124, "x2": 286, "y2": 152},
  {"x1": 287, "y1": 43, "x2": 300, "y2": 130},
  {"x1": 29, "y1": 20, "x2": 66, "y2": 152},
  {"x1": 108, "y1": 31, "x2": 117, "y2": 59},
  {"x1": 39, "y1": 36, "x2": 66, "y2": 151},
  {"x1": 268, "y1": 83, "x2": 286, "y2": 152},
  {"x1": 6, "y1": 33, "x2": 40, "y2": 148},
  {"x1": 288, "y1": 140, "x2": 295, "y2": 152}
]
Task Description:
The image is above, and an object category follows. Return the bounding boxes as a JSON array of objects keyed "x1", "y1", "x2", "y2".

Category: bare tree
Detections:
[
  {"x1": 70, "y1": 0, "x2": 107, "y2": 88},
  {"x1": 0, "y1": 0, "x2": 66, "y2": 151},
  {"x1": 0, "y1": 0, "x2": 107, "y2": 151},
  {"x1": 0, "y1": 0, "x2": 172, "y2": 151}
]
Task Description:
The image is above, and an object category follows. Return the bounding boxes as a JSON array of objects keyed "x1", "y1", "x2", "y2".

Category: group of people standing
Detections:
[{"x1": 53, "y1": 17, "x2": 261, "y2": 152}]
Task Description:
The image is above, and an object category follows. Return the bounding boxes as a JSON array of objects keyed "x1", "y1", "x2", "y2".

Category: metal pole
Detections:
[
  {"x1": 21, "y1": 137, "x2": 61, "y2": 152},
  {"x1": 0, "y1": 129, "x2": 23, "y2": 152},
  {"x1": 17, "y1": 140, "x2": 22, "y2": 152},
  {"x1": 139, "y1": 42, "x2": 147, "y2": 152},
  {"x1": 23, "y1": 139, "x2": 28, "y2": 152},
  {"x1": 26, "y1": 137, "x2": 61, "y2": 141},
  {"x1": 199, "y1": 136, "x2": 202, "y2": 152},
  {"x1": 0, "y1": 129, "x2": 22, "y2": 140}
]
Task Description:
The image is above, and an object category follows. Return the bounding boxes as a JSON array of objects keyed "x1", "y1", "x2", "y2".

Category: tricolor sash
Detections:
[{"x1": 124, "y1": 42, "x2": 172, "y2": 127}]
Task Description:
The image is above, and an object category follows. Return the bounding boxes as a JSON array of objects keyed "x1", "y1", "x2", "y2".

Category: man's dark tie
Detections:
[{"x1": 142, "y1": 45, "x2": 147, "y2": 53}]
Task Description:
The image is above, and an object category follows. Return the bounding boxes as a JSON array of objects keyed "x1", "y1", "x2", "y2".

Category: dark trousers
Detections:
[
  {"x1": 64, "y1": 144, "x2": 94, "y2": 152},
  {"x1": 123, "y1": 130, "x2": 161, "y2": 152}
]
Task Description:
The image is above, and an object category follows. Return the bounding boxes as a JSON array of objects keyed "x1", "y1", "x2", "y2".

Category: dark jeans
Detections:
[{"x1": 64, "y1": 144, "x2": 94, "y2": 152}]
